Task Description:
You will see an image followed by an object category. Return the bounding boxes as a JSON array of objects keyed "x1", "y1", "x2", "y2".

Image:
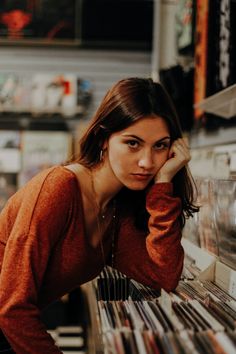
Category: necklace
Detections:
[{"x1": 89, "y1": 169, "x2": 117, "y2": 268}]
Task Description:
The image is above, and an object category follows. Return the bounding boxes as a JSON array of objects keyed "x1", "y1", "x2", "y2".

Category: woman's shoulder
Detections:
[
  {"x1": 0, "y1": 165, "x2": 81, "y2": 227},
  {"x1": 7, "y1": 165, "x2": 80, "y2": 209},
  {"x1": 24, "y1": 165, "x2": 81, "y2": 202},
  {"x1": 27, "y1": 165, "x2": 79, "y2": 189}
]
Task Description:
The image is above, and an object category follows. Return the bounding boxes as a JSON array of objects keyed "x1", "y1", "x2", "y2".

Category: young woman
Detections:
[{"x1": 0, "y1": 77, "x2": 198, "y2": 353}]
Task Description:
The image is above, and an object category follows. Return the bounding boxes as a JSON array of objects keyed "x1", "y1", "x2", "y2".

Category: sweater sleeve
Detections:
[
  {"x1": 115, "y1": 183, "x2": 184, "y2": 292},
  {"x1": 0, "y1": 168, "x2": 74, "y2": 354}
]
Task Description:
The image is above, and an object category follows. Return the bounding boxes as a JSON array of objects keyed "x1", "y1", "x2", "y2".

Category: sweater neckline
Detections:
[{"x1": 60, "y1": 165, "x2": 114, "y2": 255}]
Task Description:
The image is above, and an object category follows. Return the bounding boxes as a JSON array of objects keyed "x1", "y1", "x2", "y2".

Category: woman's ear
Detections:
[
  {"x1": 102, "y1": 140, "x2": 108, "y2": 150},
  {"x1": 99, "y1": 141, "x2": 108, "y2": 162}
]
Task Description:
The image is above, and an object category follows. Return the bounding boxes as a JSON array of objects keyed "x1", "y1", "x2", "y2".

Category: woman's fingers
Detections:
[
  {"x1": 155, "y1": 138, "x2": 191, "y2": 182},
  {"x1": 171, "y1": 138, "x2": 191, "y2": 163}
]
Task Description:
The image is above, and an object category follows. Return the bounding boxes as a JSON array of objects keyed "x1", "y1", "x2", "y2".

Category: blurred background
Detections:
[{"x1": 1, "y1": 1, "x2": 236, "y2": 353}]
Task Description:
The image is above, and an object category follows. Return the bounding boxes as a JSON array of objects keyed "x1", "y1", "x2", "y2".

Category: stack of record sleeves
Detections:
[
  {"x1": 97, "y1": 266, "x2": 130, "y2": 301},
  {"x1": 92, "y1": 267, "x2": 236, "y2": 354},
  {"x1": 96, "y1": 266, "x2": 160, "y2": 301}
]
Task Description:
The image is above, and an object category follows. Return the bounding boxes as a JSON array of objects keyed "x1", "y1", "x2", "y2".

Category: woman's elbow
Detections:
[
  {"x1": 156, "y1": 255, "x2": 184, "y2": 292},
  {"x1": 160, "y1": 275, "x2": 180, "y2": 292},
  {"x1": 0, "y1": 306, "x2": 11, "y2": 329}
]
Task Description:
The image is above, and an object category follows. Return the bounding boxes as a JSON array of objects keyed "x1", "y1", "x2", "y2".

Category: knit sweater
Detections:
[{"x1": 0, "y1": 166, "x2": 184, "y2": 353}]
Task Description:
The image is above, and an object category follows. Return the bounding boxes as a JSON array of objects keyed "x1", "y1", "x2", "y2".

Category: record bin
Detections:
[{"x1": 81, "y1": 176, "x2": 236, "y2": 353}]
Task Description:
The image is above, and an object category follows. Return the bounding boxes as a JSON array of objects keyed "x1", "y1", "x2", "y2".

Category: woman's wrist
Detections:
[{"x1": 154, "y1": 172, "x2": 172, "y2": 183}]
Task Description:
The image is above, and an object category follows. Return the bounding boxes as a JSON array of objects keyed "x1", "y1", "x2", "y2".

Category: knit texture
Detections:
[{"x1": 0, "y1": 166, "x2": 184, "y2": 353}]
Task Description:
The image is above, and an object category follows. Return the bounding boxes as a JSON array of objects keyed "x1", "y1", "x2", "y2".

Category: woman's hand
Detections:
[{"x1": 155, "y1": 138, "x2": 191, "y2": 183}]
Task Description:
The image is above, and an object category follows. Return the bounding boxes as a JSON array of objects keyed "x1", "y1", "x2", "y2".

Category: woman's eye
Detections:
[
  {"x1": 127, "y1": 140, "x2": 139, "y2": 148},
  {"x1": 154, "y1": 142, "x2": 170, "y2": 150}
]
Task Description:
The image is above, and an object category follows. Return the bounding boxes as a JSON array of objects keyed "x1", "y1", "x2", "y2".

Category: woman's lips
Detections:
[{"x1": 131, "y1": 173, "x2": 152, "y2": 181}]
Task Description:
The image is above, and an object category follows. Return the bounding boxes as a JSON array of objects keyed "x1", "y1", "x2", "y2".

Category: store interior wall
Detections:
[
  {"x1": 0, "y1": 2, "x2": 157, "y2": 341},
  {"x1": 1, "y1": 2, "x2": 236, "y2": 352},
  {"x1": 0, "y1": 47, "x2": 152, "y2": 119},
  {"x1": 1, "y1": 0, "x2": 236, "y2": 281}
]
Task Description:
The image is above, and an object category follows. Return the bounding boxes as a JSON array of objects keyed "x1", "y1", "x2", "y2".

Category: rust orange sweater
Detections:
[{"x1": 0, "y1": 166, "x2": 184, "y2": 353}]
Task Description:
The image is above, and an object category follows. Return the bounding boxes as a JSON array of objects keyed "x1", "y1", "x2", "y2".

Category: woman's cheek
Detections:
[{"x1": 155, "y1": 151, "x2": 169, "y2": 169}]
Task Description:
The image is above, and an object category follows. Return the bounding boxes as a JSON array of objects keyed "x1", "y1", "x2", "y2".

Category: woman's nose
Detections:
[{"x1": 138, "y1": 150, "x2": 154, "y2": 169}]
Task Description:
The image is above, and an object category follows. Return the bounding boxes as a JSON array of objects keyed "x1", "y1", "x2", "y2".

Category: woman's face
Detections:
[{"x1": 105, "y1": 115, "x2": 171, "y2": 190}]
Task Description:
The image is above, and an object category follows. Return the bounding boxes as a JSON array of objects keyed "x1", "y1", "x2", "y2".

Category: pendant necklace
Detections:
[{"x1": 89, "y1": 169, "x2": 117, "y2": 268}]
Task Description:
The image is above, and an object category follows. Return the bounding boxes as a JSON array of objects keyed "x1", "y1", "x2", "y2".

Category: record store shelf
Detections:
[
  {"x1": 82, "y1": 260, "x2": 236, "y2": 354},
  {"x1": 194, "y1": 84, "x2": 236, "y2": 119}
]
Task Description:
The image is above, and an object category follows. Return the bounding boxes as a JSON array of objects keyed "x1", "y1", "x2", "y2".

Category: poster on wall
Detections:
[
  {"x1": 207, "y1": 0, "x2": 236, "y2": 96},
  {"x1": 176, "y1": 0, "x2": 195, "y2": 56},
  {"x1": 193, "y1": 0, "x2": 209, "y2": 121},
  {"x1": 0, "y1": 0, "x2": 80, "y2": 45},
  {"x1": 194, "y1": 0, "x2": 236, "y2": 128}
]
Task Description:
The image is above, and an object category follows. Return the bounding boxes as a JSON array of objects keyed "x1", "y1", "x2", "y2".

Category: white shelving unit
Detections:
[
  {"x1": 194, "y1": 84, "x2": 236, "y2": 119},
  {"x1": 182, "y1": 238, "x2": 236, "y2": 299},
  {"x1": 190, "y1": 84, "x2": 236, "y2": 148},
  {"x1": 190, "y1": 126, "x2": 236, "y2": 148}
]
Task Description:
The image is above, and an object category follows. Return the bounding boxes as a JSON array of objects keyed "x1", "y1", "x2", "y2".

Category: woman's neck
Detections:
[
  {"x1": 88, "y1": 163, "x2": 122, "y2": 211},
  {"x1": 67, "y1": 162, "x2": 122, "y2": 212}
]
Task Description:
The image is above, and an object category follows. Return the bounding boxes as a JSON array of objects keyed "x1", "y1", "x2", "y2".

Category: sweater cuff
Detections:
[{"x1": 147, "y1": 182, "x2": 173, "y2": 198}]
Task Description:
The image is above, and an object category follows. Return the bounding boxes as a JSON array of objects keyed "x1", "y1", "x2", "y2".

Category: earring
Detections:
[{"x1": 100, "y1": 149, "x2": 104, "y2": 161}]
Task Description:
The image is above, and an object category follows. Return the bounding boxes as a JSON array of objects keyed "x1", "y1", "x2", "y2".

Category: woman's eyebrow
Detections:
[{"x1": 122, "y1": 134, "x2": 171, "y2": 143}]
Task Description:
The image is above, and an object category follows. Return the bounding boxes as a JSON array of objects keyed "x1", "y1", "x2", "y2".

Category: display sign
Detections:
[{"x1": 0, "y1": 0, "x2": 80, "y2": 45}]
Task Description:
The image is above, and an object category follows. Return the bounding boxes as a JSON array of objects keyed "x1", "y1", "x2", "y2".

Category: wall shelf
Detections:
[
  {"x1": 189, "y1": 126, "x2": 236, "y2": 148},
  {"x1": 195, "y1": 84, "x2": 236, "y2": 119}
]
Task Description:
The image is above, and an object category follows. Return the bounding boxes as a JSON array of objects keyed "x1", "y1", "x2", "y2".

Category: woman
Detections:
[{"x1": 0, "y1": 77, "x2": 198, "y2": 353}]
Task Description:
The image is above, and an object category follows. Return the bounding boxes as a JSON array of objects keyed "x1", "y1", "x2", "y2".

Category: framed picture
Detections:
[{"x1": 0, "y1": 0, "x2": 81, "y2": 46}]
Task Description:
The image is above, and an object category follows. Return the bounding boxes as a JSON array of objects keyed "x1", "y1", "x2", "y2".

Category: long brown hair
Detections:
[{"x1": 74, "y1": 77, "x2": 199, "y2": 228}]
